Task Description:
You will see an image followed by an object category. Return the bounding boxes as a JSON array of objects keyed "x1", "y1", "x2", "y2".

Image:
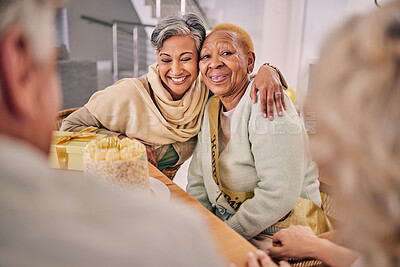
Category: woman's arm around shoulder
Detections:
[{"x1": 251, "y1": 63, "x2": 288, "y2": 120}]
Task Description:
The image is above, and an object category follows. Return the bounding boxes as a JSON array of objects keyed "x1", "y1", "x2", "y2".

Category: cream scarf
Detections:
[{"x1": 85, "y1": 63, "x2": 209, "y2": 145}]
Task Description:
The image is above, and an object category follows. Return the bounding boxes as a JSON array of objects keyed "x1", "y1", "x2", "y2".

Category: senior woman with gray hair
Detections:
[
  {"x1": 60, "y1": 13, "x2": 286, "y2": 178},
  {"x1": 187, "y1": 23, "x2": 330, "y2": 248}
]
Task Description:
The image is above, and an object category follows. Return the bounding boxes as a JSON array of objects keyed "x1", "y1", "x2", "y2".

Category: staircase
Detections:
[
  {"x1": 143, "y1": 0, "x2": 214, "y2": 29},
  {"x1": 80, "y1": 1, "x2": 213, "y2": 83},
  {"x1": 111, "y1": 20, "x2": 155, "y2": 80},
  {"x1": 81, "y1": 15, "x2": 155, "y2": 82}
]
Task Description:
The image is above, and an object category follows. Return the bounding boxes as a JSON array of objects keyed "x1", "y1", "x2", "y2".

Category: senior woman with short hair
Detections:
[
  {"x1": 60, "y1": 13, "x2": 286, "y2": 178},
  {"x1": 187, "y1": 23, "x2": 328, "y2": 247}
]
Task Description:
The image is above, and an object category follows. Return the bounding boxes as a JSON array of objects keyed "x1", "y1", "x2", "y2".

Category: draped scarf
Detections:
[{"x1": 85, "y1": 63, "x2": 209, "y2": 145}]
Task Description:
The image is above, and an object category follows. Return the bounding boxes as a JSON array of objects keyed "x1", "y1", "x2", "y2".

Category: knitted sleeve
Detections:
[
  {"x1": 226, "y1": 93, "x2": 307, "y2": 239},
  {"x1": 186, "y1": 128, "x2": 213, "y2": 211}
]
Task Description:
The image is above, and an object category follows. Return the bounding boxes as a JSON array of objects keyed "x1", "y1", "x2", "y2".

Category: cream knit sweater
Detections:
[{"x1": 187, "y1": 82, "x2": 321, "y2": 240}]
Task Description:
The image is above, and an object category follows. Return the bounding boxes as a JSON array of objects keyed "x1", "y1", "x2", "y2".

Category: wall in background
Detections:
[
  {"x1": 186, "y1": 0, "x2": 377, "y2": 108},
  {"x1": 67, "y1": 0, "x2": 141, "y2": 62},
  {"x1": 260, "y1": 0, "x2": 377, "y2": 108},
  {"x1": 63, "y1": 0, "x2": 380, "y2": 110},
  {"x1": 205, "y1": 0, "x2": 265, "y2": 70}
]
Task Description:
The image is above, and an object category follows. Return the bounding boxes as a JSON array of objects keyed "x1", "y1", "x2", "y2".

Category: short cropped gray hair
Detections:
[
  {"x1": 0, "y1": 0, "x2": 63, "y2": 62},
  {"x1": 151, "y1": 13, "x2": 206, "y2": 54}
]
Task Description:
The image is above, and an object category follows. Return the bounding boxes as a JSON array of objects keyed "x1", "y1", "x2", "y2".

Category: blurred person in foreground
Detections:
[
  {"x1": 261, "y1": 1, "x2": 400, "y2": 266},
  {"x1": 0, "y1": 0, "x2": 225, "y2": 265}
]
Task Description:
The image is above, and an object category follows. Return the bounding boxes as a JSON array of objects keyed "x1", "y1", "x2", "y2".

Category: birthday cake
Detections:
[{"x1": 83, "y1": 137, "x2": 150, "y2": 190}]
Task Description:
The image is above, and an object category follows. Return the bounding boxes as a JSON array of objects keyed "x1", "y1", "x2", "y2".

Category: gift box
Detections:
[{"x1": 49, "y1": 127, "x2": 107, "y2": 171}]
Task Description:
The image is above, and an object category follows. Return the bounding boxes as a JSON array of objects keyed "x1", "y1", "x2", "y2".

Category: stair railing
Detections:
[
  {"x1": 148, "y1": 0, "x2": 212, "y2": 29},
  {"x1": 81, "y1": 15, "x2": 155, "y2": 82}
]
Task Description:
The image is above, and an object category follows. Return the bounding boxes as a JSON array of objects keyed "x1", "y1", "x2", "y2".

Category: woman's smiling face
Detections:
[
  {"x1": 157, "y1": 35, "x2": 199, "y2": 100},
  {"x1": 199, "y1": 31, "x2": 252, "y2": 98}
]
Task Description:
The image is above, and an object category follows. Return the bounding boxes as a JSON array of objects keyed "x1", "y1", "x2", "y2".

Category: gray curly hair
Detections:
[{"x1": 150, "y1": 13, "x2": 206, "y2": 54}]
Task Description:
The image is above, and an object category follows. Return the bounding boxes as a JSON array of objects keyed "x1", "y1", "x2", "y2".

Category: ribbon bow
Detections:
[{"x1": 53, "y1": 126, "x2": 98, "y2": 169}]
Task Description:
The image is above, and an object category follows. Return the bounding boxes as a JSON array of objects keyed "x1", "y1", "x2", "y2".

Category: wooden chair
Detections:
[
  {"x1": 272, "y1": 181, "x2": 337, "y2": 267},
  {"x1": 320, "y1": 181, "x2": 338, "y2": 227},
  {"x1": 161, "y1": 164, "x2": 182, "y2": 180},
  {"x1": 53, "y1": 107, "x2": 79, "y2": 130}
]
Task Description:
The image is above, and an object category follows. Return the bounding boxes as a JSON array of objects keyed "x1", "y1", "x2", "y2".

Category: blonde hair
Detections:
[
  {"x1": 0, "y1": 0, "x2": 63, "y2": 63},
  {"x1": 211, "y1": 23, "x2": 254, "y2": 53},
  {"x1": 306, "y1": 1, "x2": 400, "y2": 266}
]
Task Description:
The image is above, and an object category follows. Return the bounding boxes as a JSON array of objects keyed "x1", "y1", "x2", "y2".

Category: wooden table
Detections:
[
  {"x1": 148, "y1": 163, "x2": 257, "y2": 266},
  {"x1": 57, "y1": 163, "x2": 333, "y2": 267},
  {"x1": 58, "y1": 163, "x2": 259, "y2": 266}
]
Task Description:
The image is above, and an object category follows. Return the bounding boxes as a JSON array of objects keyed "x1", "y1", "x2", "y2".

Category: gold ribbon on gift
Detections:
[
  {"x1": 272, "y1": 197, "x2": 332, "y2": 235},
  {"x1": 208, "y1": 95, "x2": 332, "y2": 234},
  {"x1": 208, "y1": 95, "x2": 254, "y2": 211},
  {"x1": 52, "y1": 126, "x2": 98, "y2": 169}
]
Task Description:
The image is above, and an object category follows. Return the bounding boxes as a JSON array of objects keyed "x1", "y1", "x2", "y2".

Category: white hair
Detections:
[{"x1": 0, "y1": 0, "x2": 62, "y2": 62}]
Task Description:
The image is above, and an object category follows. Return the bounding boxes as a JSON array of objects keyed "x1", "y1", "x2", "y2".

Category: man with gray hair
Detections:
[{"x1": 0, "y1": 0, "x2": 223, "y2": 266}]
